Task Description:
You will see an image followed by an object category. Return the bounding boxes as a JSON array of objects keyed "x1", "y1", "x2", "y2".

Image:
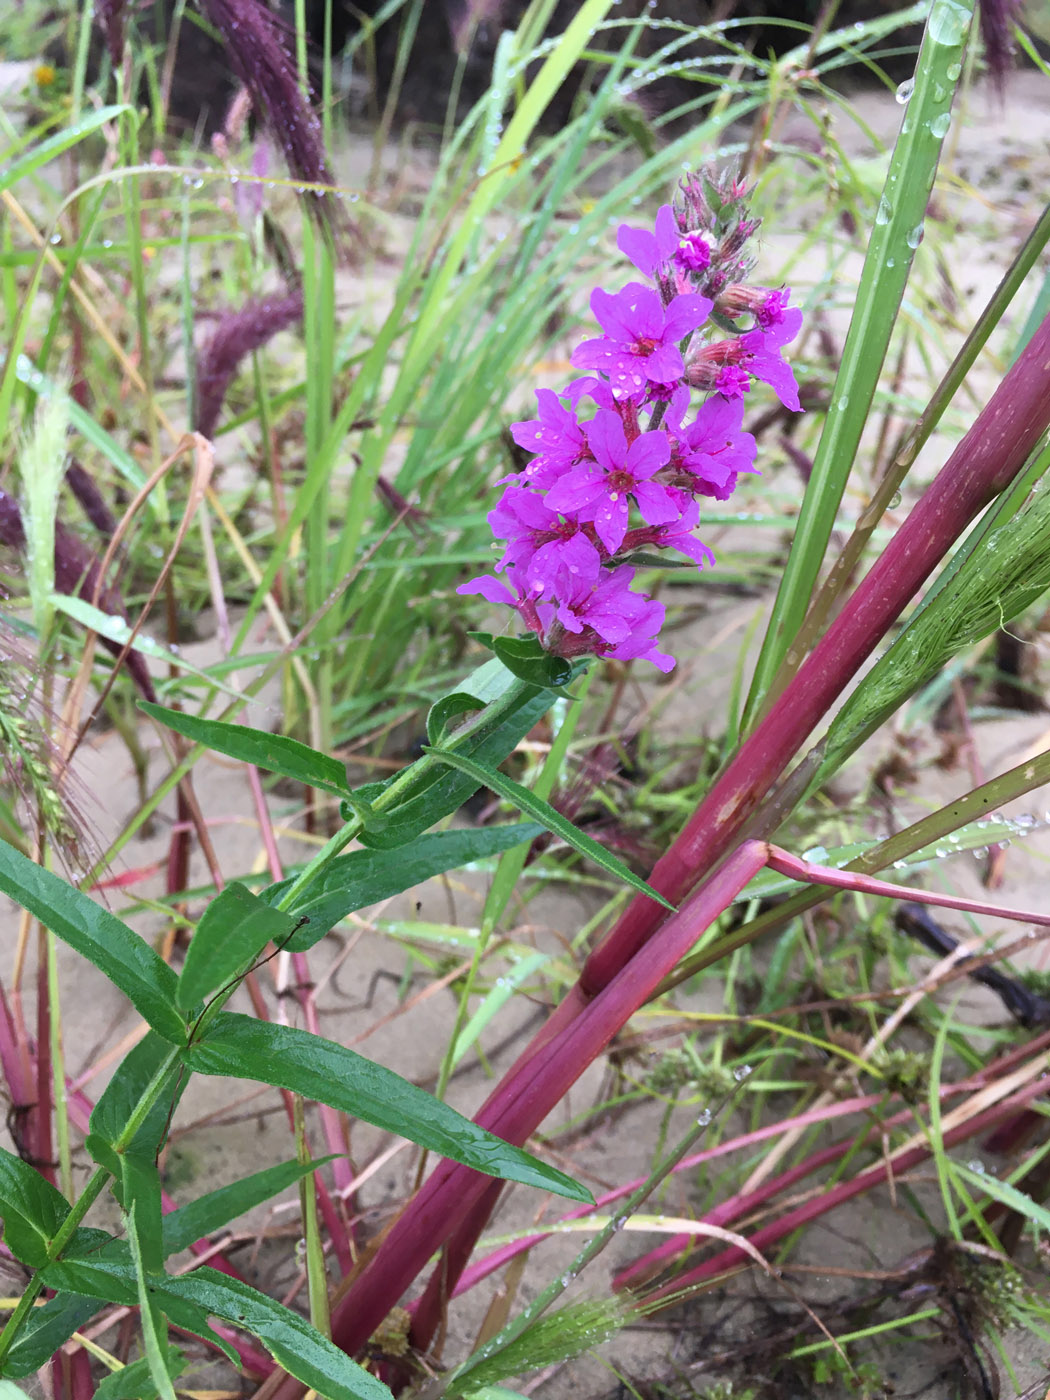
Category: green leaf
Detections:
[
  {"x1": 490, "y1": 636, "x2": 573, "y2": 691},
  {"x1": 184, "y1": 1014, "x2": 592, "y2": 1204},
  {"x1": 953, "y1": 1162, "x2": 1050, "y2": 1235},
  {"x1": 260, "y1": 824, "x2": 542, "y2": 950},
  {"x1": 122, "y1": 1158, "x2": 163, "y2": 1276},
  {"x1": 423, "y1": 749, "x2": 675, "y2": 911},
  {"x1": 177, "y1": 883, "x2": 301, "y2": 1009},
  {"x1": 52, "y1": 599, "x2": 244, "y2": 700},
  {"x1": 138, "y1": 702, "x2": 349, "y2": 796},
  {"x1": 125, "y1": 1199, "x2": 177, "y2": 1400},
  {"x1": 0, "y1": 1146, "x2": 70, "y2": 1268},
  {"x1": 0, "y1": 839, "x2": 184, "y2": 1043},
  {"x1": 1, "y1": 1292, "x2": 103, "y2": 1378},
  {"x1": 427, "y1": 656, "x2": 520, "y2": 746},
  {"x1": 88, "y1": 1033, "x2": 185, "y2": 1179},
  {"x1": 40, "y1": 1259, "x2": 392, "y2": 1400},
  {"x1": 94, "y1": 1352, "x2": 185, "y2": 1400},
  {"x1": 355, "y1": 685, "x2": 556, "y2": 849},
  {"x1": 38, "y1": 1254, "x2": 238, "y2": 1367},
  {"x1": 0, "y1": 107, "x2": 135, "y2": 195},
  {"x1": 162, "y1": 1156, "x2": 339, "y2": 1257}
]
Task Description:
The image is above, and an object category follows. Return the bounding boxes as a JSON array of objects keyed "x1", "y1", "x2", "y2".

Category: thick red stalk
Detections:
[{"x1": 314, "y1": 845, "x2": 767, "y2": 1364}]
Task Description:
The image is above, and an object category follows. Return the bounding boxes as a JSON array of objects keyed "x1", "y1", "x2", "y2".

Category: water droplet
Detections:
[
  {"x1": 612, "y1": 1216, "x2": 627, "y2": 1232},
  {"x1": 696, "y1": 1108, "x2": 712, "y2": 1127},
  {"x1": 875, "y1": 195, "x2": 892, "y2": 226},
  {"x1": 888, "y1": 490, "x2": 902, "y2": 508},
  {"x1": 733, "y1": 1065, "x2": 752, "y2": 1082},
  {"x1": 906, "y1": 222, "x2": 924, "y2": 249},
  {"x1": 928, "y1": 0, "x2": 970, "y2": 46},
  {"x1": 967, "y1": 1158, "x2": 986, "y2": 1174},
  {"x1": 895, "y1": 77, "x2": 915, "y2": 105},
  {"x1": 946, "y1": 62, "x2": 962, "y2": 80},
  {"x1": 930, "y1": 112, "x2": 951, "y2": 139}
]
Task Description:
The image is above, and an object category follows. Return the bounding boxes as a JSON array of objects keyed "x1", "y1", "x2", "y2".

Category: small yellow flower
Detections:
[{"x1": 34, "y1": 63, "x2": 57, "y2": 89}]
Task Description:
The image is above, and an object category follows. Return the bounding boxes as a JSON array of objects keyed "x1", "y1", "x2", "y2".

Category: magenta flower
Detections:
[
  {"x1": 507, "y1": 389, "x2": 588, "y2": 488},
  {"x1": 665, "y1": 388, "x2": 758, "y2": 501},
  {"x1": 539, "y1": 566, "x2": 674, "y2": 673},
  {"x1": 544, "y1": 410, "x2": 677, "y2": 555},
  {"x1": 617, "y1": 204, "x2": 679, "y2": 279},
  {"x1": 734, "y1": 307, "x2": 803, "y2": 411},
  {"x1": 687, "y1": 304, "x2": 803, "y2": 412},
  {"x1": 456, "y1": 573, "x2": 544, "y2": 637},
  {"x1": 488, "y1": 486, "x2": 601, "y2": 597},
  {"x1": 675, "y1": 230, "x2": 711, "y2": 274},
  {"x1": 714, "y1": 365, "x2": 752, "y2": 399},
  {"x1": 755, "y1": 286, "x2": 792, "y2": 330},
  {"x1": 572, "y1": 284, "x2": 712, "y2": 402}
]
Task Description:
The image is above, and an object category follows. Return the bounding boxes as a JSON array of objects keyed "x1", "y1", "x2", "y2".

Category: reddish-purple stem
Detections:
[{"x1": 314, "y1": 844, "x2": 767, "y2": 1365}]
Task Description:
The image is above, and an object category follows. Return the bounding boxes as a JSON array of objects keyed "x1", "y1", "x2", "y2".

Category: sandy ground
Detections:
[{"x1": 4, "y1": 60, "x2": 1050, "y2": 1400}]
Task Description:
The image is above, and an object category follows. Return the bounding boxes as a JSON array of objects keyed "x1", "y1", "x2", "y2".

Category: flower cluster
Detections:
[{"x1": 460, "y1": 170, "x2": 802, "y2": 672}]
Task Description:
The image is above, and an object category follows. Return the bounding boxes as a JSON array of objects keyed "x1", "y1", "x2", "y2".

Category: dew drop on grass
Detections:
[
  {"x1": 875, "y1": 195, "x2": 892, "y2": 225},
  {"x1": 928, "y1": 0, "x2": 970, "y2": 46},
  {"x1": 946, "y1": 62, "x2": 963, "y2": 80},
  {"x1": 696, "y1": 1108, "x2": 712, "y2": 1127},
  {"x1": 967, "y1": 1158, "x2": 986, "y2": 1174},
  {"x1": 895, "y1": 77, "x2": 915, "y2": 104},
  {"x1": 612, "y1": 1216, "x2": 627, "y2": 1232},
  {"x1": 906, "y1": 223, "x2": 925, "y2": 249},
  {"x1": 733, "y1": 1064, "x2": 752, "y2": 1082},
  {"x1": 930, "y1": 112, "x2": 952, "y2": 139}
]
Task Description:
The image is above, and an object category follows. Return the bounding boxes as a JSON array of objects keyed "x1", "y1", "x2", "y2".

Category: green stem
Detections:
[
  {"x1": 0, "y1": 674, "x2": 534, "y2": 1364},
  {"x1": 0, "y1": 1043, "x2": 182, "y2": 1366}
]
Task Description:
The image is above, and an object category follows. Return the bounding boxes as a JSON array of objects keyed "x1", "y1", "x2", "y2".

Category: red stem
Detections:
[{"x1": 313, "y1": 844, "x2": 767, "y2": 1364}]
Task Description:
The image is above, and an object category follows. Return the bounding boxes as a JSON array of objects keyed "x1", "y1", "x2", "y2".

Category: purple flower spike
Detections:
[
  {"x1": 572, "y1": 284, "x2": 712, "y2": 402},
  {"x1": 617, "y1": 204, "x2": 679, "y2": 279},
  {"x1": 545, "y1": 410, "x2": 676, "y2": 555}
]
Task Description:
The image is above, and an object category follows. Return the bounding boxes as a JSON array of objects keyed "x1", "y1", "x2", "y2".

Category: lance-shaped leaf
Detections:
[
  {"x1": 40, "y1": 1257, "x2": 391, "y2": 1400},
  {"x1": 423, "y1": 748, "x2": 674, "y2": 911},
  {"x1": 139, "y1": 702, "x2": 349, "y2": 797},
  {"x1": 260, "y1": 823, "x2": 542, "y2": 950},
  {"x1": 0, "y1": 839, "x2": 184, "y2": 1043},
  {"x1": 0, "y1": 1145, "x2": 71, "y2": 1269},
  {"x1": 162, "y1": 1156, "x2": 340, "y2": 1257},
  {"x1": 183, "y1": 1014, "x2": 592, "y2": 1203},
  {"x1": 177, "y1": 883, "x2": 301, "y2": 1009}
]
